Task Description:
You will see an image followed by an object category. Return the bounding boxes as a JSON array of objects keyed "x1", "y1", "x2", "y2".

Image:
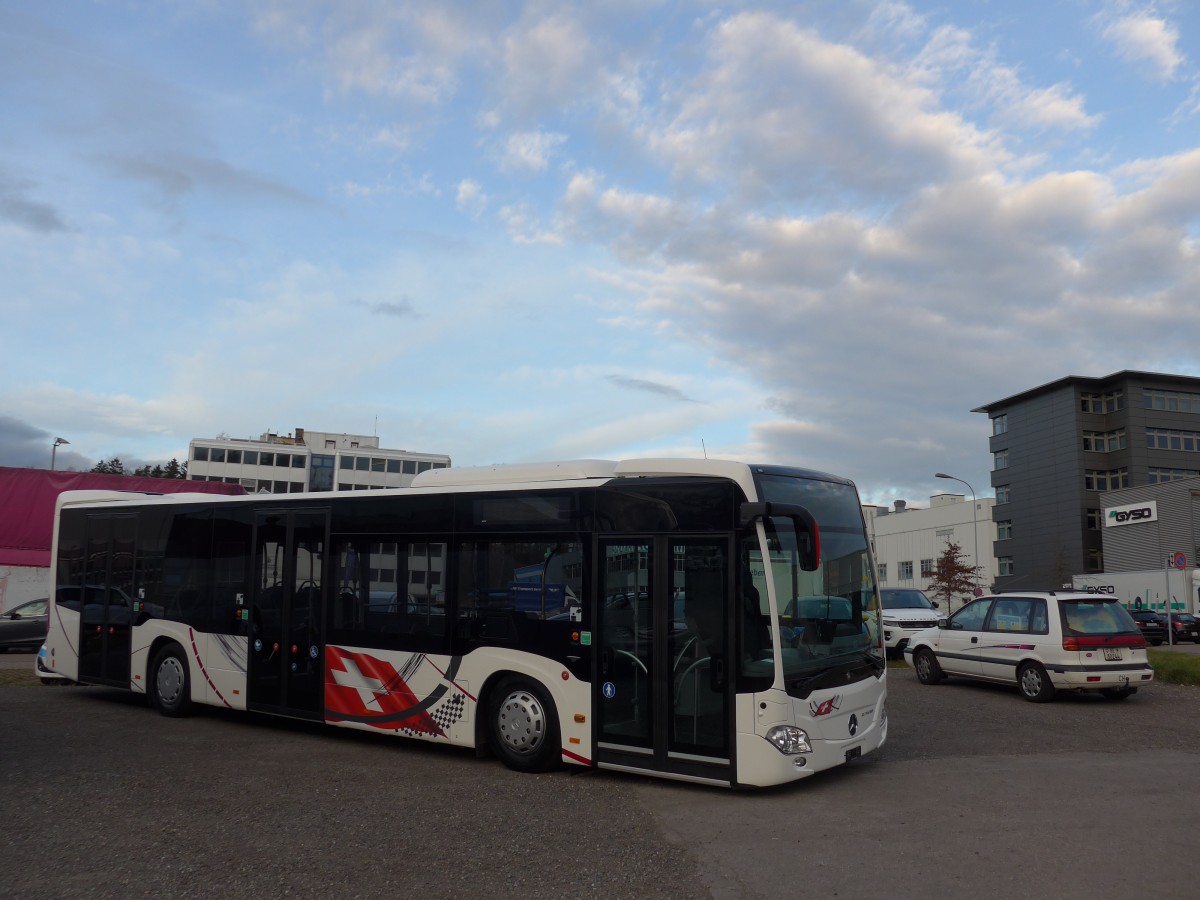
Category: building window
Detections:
[
  {"x1": 899, "y1": 561, "x2": 913, "y2": 580},
  {"x1": 1084, "y1": 429, "x2": 1127, "y2": 452},
  {"x1": 998, "y1": 557, "x2": 1014, "y2": 577},
  {"x1": 275, "y1": 453, "x2": 291, "y2": 467},
  {"x1": 261, "y1": 452, "x2": 274, "y2": 467},
  {"x1": 995, "y1": 485, "x2": 1010, "y2": 504},
  {"x1": 997, "y1": 520, "x2": 1012, "y2": 540},
  {"x1": 325, "y1": 440, "x2": 336, "y2": 448},
  {"x1": 1086, "y1": 549, "x2": 1103, "y2": 573},
  {"x1": 310, "y1": 455, "x2": 335, "y2": 492},
  {"x1": 1084, "y1": 468, "x2": 1129, "y2": 491},
  {"x1": 1146, "y1": 428, "x2": 1200, "y2": 451},
  {"x1": 920, "y1": 558, "x2": 935, "y2": 577},
  {"x1": 992, "y1": 414, "x2": 1008, "y2": 436},
  {"x1": 292, "y1": 455, "x2": 305, "y2": 469},
  {"x1": 386, "y1": 459, "x2": 401, "y2": 474},
  {"x1": 1145, "y1": 389, "x2": 1200, "y2": 413},
  {"x1": 1086, "y1": 509, "x2": 1102, "y2": 530},
  {"x1": 1081, "y1": 390, "x2": 1123, "y2": 413},
  {"x1": 993, "y1": 449, "x2": 1009, "y2": 470},
  {"x1": 227, "y1": 450, "x2": 242, "y2": 464},
  {"x1": 355, "y1": 457, "x2": 369, "y2": 471},
  {"x1": 211, "y1": 448, "x2": 226, "y2": 463},
  {"x1": 193, "y1": 446, "x2": 209, "y2": 462},
  {"x1": 877, "y1": 563, "x2": 887, "y2": 581},
  {"x1": 244, "y1": 450, "x2": 258, "y2": 465},
  {"x1": 340, "y1": 456, "x2": 353, "y2": 470},
  {"x1": 1149, "y1": 467, "x2": 1200, "y2": 484}
]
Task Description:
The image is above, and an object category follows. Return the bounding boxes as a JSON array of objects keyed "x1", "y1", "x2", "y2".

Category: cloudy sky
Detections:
[{"x1": 3, "y1": 0, "x2": 1199, "y2": 505}]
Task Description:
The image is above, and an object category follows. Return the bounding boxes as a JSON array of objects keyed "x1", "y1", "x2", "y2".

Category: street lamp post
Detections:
[
  {"x1": 935, "y1": 472, "x2": 980, "y2": 608},
  {"x1": 51, "y1": 437, "x2": 70, "y2": 470}
]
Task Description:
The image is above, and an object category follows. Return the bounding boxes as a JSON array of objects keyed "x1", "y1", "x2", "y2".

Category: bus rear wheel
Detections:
[
  {"x1": 150, "y1": 643, "x2": 194, "y2": 717},
  {"x1": 489, "y1": 676, "x2": 560, "y2": 773}
]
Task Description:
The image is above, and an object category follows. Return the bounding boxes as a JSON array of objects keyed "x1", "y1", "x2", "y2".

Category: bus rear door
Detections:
[{"x1": 77, "y1": 514, "x2": 136, "y2": 688}]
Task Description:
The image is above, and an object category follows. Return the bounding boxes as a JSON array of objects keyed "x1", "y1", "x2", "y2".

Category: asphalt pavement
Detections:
[{"x1": 3, "y1": 648, "x2": 1200, "y2": 899}]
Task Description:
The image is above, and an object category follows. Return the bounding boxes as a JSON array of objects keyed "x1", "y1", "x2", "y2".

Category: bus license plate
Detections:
[
  {"x1": 845, "y1": 746, "x2": 861, "y2": 762},
  {"x1": 1103, "y1": 647, "x2": 1122, "y2": 661}
]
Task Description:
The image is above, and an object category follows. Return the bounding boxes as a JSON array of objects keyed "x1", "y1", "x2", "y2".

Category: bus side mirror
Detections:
[{"x1": 740, "y1": 502, "x2": 821, "y2": 571}]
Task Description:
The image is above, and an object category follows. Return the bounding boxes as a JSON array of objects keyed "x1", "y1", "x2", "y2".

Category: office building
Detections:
[
  {"x1": 866, "y1": 493, "x2": 996, "y2": 610},
  {"x1": 973, "y1": 371, "x2": 1200, "y2": 591},
  {"x1": 187, "y1": 428, "x2": 450, "y2": 493}
]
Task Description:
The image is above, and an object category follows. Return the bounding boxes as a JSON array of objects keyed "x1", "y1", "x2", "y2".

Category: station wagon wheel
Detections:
[
  {"x1": 1017, "y1": 662, "x2": 1055, "y2": 703},
  {"x1": 489, "y1": 676, "x2": 560, "y2": 773},
  {"x1": 913, "y1": 648, "x2": 942, "y2": 685},
  {"x1": 150, "y1": 643, "x2": 194, "y2": 717}
]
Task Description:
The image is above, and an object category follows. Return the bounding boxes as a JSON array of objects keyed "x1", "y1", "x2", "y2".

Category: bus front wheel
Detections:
[
  {"x1": 488, "y1": 676, "x2": 561, "y2": 773},
  {"x1": 151, "y1": 643, "x2": 194, "y2": 717}
]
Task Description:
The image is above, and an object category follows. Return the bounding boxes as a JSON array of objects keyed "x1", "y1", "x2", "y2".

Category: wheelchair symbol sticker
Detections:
[{"x1": 602, "y1": 681, "x2": 616, "y2": 699}]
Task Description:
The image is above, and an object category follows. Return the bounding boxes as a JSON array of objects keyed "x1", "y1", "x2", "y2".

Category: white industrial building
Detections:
[
  {"x1": 865, "y1": 492, "x2": 997, "y2": 613},
  {"x1": 187, "y1": 427, "x2": 450, "y2": 493}
]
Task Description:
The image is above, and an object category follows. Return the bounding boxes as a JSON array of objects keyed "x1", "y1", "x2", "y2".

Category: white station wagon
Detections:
[{"x1": 903, "y1": 591, "x2": 1154, "y2": 702}]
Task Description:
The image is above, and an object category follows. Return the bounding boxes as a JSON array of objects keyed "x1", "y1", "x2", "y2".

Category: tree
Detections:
[
  {"x1": 163, "y1": 457, "x2": 188, "y2": 479},
  {"x1": 926, "y1": 540, "x2": 982, "y2": 614},
  {"x1": 131, "y1": 458, "x2": 189, "y2": 479},
  {"x1": 91, "y1": 457, "x2": 126, "y2": 475}
]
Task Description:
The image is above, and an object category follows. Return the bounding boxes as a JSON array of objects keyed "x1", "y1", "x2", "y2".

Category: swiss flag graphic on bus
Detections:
[{"x1": 324, "y1": 646, "x2": 444, "y2": 736}]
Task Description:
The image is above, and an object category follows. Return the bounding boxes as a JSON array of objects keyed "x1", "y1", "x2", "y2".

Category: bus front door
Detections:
[
  {"x1": 594, "y1": 537, "x2": 732, "y2": 784},
  {"x1": 248, "y1": 509, "x2": 327, "y2": 720}
]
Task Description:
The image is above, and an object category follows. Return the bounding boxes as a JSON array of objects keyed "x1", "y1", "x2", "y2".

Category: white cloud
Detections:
[
  {"x1": 456, "y1": 178, "x2": 487, "y2": 215},
  {"x1": 498, "y1": 203, "x2": 562, "y2": 245},
  {"x1": 498, "y1": 12, "x2": 594, "y2": 117},
  {"x1": 640, "y1": 12, "x2": 1006, "y2": 203},
  {"x1": 1100, "y1": 12, "x2": 1185, "y2": 82},
  {"x1": 502, "y1": 130, "x2": 568, "y2": 173}
]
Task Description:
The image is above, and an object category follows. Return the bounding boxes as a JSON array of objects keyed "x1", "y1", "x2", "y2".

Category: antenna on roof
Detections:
[{"x1": 701, "y1": 438, "x2": 707, "y2": 459}]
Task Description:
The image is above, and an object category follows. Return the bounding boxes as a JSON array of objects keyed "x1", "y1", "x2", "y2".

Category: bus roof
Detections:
[{"x1": 412, "y1": 457, "x2": 765, "y2": 497}]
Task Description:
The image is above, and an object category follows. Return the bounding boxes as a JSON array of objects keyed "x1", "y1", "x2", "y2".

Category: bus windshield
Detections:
[{"x1": 747, "y1": 473, "x2": 881, "y2": 695}]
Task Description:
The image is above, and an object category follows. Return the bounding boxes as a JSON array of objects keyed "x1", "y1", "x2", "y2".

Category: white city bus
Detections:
[{"x1": 42, "y1": 458, "x2": 886, "y2": 788}]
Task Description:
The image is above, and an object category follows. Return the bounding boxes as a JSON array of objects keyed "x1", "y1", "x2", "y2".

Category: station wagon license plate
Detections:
[{"x1": 1103, "y1": 647, "x2": 1123, "y2": 661}]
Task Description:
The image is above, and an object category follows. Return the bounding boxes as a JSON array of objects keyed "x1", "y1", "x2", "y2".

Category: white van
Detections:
[{"x1": 903, "y1": 591, "x2": 1154, "y2": 702}]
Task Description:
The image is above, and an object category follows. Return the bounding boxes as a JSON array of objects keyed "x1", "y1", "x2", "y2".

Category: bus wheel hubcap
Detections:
[
  {"x1": 158, "y1": 658, "x2": 183, "y2": 704},
  {"x1": 497, "y1": 690, "x2": 544, "y2": 755}
]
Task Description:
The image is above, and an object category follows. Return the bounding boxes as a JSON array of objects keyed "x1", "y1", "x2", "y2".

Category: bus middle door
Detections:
[{"x1": 248, "y1": 509, "x2": 328, "y2": 720}]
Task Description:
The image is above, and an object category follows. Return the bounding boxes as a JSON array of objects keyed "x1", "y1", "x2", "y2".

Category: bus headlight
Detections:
[{"x1": 766, "y1": 725, "x2": 812, "y2": 755}]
